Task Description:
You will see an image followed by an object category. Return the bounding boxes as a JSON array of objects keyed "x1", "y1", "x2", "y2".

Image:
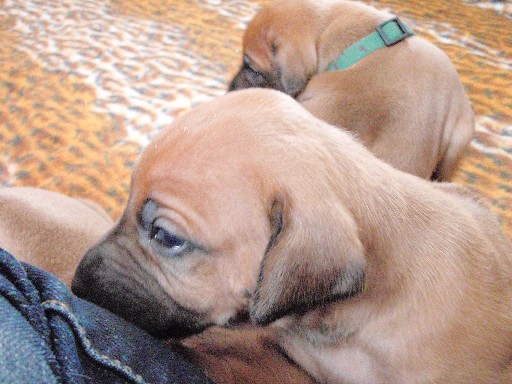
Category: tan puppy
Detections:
[
  {"x1": 0, "y1": 187, "x2": 113, "y2": 286},
  {"x1": 73, "y1": 89, "x2": 512, "y2": 383},
  {"x1": 0, "y1": 186, "x2": 315, "y2": 384},
  {"x1": 178, "y1": 326, "x2": 315, "y2": 384},
  {"x1": 229, "y1": 0, "x2": 474, "y2": 180}
]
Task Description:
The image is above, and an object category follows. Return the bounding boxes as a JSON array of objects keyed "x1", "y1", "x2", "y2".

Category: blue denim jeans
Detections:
[{"x1": 0, "y1": 248, "x2": 213, "y2": 384}]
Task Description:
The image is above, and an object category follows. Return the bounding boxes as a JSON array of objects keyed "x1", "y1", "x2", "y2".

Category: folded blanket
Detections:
[{"x1": 0, "y1": 0, "x2": 510, "y2": 237}]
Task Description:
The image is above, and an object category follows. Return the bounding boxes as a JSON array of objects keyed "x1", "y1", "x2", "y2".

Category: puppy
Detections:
[
  {"x1": 0, "y1": 187, "x2": 113, "y2": 286},
  {"x1": 178, "y1": 326, "x2": 315, "y2": 384},
  {"x1": 0, "y1": 187, "x2": 314, "y2": 383},
  {"x1": 73, "y1": 89, "x2": 512, "y2": 383},
  {"x1": 229, "y1": 0, "x2": 475, "y2": 180}
]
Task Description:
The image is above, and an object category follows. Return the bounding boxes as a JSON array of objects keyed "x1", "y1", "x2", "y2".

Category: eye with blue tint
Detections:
[{"x1": 150, "y1": 226, "x2": 188, "y2": 253}]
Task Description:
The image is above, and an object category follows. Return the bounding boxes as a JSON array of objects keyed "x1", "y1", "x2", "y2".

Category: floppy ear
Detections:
[
  {"x1": 251, "y1": 195, "x2": 366, "y2": 326},
  {"x1": 276, "y1": 37, "x2": 318, "y2": 97}
]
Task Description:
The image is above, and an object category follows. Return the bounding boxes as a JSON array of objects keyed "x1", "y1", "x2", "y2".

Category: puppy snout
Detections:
[
  {"x1": 71, "y1": 240, "x2": 211, "y2": 338},
  {"x1": 228, "y1": 74, "x2": 241, "y2": 92},
  {"x1": 71, "y1": 243, "x2": 108, "y2": 300},
  {"x1": 228, "y1": 70, "x2": 250, "y2": 92}
]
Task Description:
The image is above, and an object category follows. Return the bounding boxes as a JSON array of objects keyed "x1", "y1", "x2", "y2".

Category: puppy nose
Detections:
[
  {"x1": 227, "y1": 70, "x2": 247, "y2": 92},
  {"x1": 71, "y1": 246, "x2": 104, "y2": 299},
  {"x1": 227, "y1": 78, "x2": 238, "y2": 92}
]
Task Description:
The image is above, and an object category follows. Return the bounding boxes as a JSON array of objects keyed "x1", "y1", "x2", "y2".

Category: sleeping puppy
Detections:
[
  {"x1": 72, "y1": 89, "x2": 512, "y2": 383},
  {"x1": 0, "y1": 187, "x2": 314, "y2": 384},
  {"x1": 229, "y1": 0, "x2": 475, "y2": 181}
]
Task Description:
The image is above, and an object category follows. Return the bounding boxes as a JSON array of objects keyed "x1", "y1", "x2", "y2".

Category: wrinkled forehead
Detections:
[
  {"x1": 128, "y1": 89, "x2": 306, "y2": 210},
  {"x1": 128, "y1": 126, "x2": 270, "y2": 230},
  {"x1": 134, "y1": 144, "x2": 245, "y2": 203}
]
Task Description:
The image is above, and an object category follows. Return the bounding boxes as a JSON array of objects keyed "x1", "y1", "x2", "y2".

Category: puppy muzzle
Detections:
[{"x1": 72, "y1": 240, "x2": 210, "y2": 339}]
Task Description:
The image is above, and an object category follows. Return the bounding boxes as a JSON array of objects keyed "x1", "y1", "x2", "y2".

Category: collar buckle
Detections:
[{"x1": 376, "y1": 17, "x2": 413, "y2": 46}]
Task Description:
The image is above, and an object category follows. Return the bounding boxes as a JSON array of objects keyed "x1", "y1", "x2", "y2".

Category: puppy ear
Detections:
[
  {"x1": 251, "y1": 195, "x2": 366, "y2": 326},
  {"x1": 276, "y1": 39, "x2": 318, "y2": 97}
]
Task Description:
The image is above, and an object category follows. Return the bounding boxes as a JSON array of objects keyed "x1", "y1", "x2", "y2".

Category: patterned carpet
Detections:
[{"x1": 0, "y1": 0, "x2": 511, "y2": 238}]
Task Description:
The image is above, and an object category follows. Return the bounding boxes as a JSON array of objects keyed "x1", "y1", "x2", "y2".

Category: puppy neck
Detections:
[{"x1": 316, "y1": 2, "x2": 392, "y2": 72}]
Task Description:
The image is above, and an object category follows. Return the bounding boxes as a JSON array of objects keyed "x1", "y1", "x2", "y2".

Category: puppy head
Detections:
[
  {"x1": 229, "y1": 0, "x2": 323, "y2": 97},
  {"x1": 72, "y1": 89, "x2": 366, "y2": 337}
]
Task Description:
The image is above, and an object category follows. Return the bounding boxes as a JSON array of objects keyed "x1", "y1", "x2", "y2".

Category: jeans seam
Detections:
[{"x1": 42, "y1": 299, "x2": 151, "y2": 384}]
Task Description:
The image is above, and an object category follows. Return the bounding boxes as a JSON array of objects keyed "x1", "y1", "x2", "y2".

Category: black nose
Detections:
[
  {"x1": 71, "y1": 246, "x2": 104, "y2": 300},
  {"x1": 227, "y1": 77, "x2": 238, "y2": 92},
  {"x1": 227, "y1": 69, "x2": 251, "y2": 92},
  {"x1": 70, "y1": 242, "x2": 210, "y2": 338},
  {"x1": 228, "y1": 77, "x2": 241, "y2": 92}
]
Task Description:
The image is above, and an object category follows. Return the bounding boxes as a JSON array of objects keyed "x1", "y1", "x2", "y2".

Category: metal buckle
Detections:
[{"x1": 376, "y1": 17, "x2": 413, "y2": 46}]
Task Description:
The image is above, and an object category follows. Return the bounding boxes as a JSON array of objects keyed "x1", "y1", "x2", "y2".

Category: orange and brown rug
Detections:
[{"x1": 1, "y1": 0, "x2": 511, "y2": 237}]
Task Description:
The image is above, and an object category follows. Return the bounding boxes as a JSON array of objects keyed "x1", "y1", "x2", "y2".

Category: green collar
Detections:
[{"x1": 326, "y1": 17, "x2": 414, "y2": 72}]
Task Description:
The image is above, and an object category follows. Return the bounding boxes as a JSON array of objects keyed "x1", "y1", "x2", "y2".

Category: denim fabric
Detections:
[{"x1": 0, "y1": 248, "x2": 214, "y2": 384}]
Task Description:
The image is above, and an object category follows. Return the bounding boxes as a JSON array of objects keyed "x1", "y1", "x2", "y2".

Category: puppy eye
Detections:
[
  {"x1": 150, "y1": 226, "x2": 188, "y2": 254},
  {"x1": 244, "y1": 55, "x2": 263, "y2": 75},
  {"x1": 244, "y1": 64, "x2": 267, "y2": 85}
]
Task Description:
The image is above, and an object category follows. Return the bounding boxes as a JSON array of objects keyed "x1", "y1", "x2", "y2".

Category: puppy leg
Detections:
[
  {"x1": 177, "y1": 326, "x2": 316, "y2": 384},
  {"x1": 433, "y1": 108, "x2": 475, "y2": 181}
]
